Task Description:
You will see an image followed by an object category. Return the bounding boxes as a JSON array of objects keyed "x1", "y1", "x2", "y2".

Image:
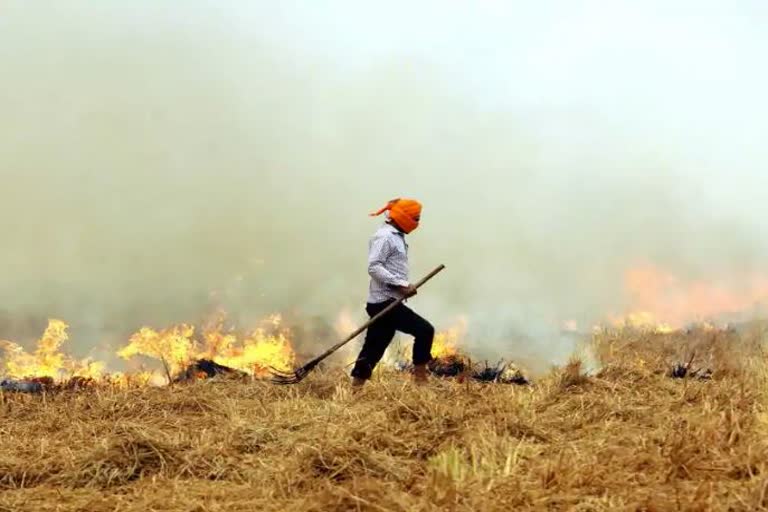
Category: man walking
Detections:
[{"x1": 350, "y1": 198, "x2": 435, "y2": 387}]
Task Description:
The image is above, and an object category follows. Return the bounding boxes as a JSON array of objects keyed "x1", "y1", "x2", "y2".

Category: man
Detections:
[{"x1": 350, "y1": 198, "x2": 435, "y2": 387}]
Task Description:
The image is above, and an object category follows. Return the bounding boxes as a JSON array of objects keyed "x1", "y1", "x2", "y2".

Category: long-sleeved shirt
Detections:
[{"x1": 367, "y1": 222, "x2": 410, "y2": 303}]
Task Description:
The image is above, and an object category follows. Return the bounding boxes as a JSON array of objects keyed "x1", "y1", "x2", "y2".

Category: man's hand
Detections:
[{"x1": 397, "y1": 284, "x2": 418, "y2": 297}]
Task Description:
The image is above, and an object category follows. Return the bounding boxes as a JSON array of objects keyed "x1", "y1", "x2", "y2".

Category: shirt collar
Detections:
[{"x1": 384, "y1": 222, "x2": 405, "y2": 236}]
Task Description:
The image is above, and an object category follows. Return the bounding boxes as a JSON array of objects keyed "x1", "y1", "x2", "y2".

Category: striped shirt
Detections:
[{"x1": 367, "y1": 222, "x2": 410, "y2": 303}]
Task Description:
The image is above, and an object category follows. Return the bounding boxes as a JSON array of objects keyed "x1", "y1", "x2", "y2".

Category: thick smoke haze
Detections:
[{"x1": 2, "y1": 2, "x2": 768, "y2": 371}]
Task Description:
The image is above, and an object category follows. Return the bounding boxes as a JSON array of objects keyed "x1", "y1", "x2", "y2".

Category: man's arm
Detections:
[{"x1": 367, "y1": 236, "x2": 409, "y2": 288}]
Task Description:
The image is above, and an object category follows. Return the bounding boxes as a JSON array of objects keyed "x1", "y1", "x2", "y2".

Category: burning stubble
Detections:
[{"x1": 2, "y1": 3, "x2": 768, "y2": 373}]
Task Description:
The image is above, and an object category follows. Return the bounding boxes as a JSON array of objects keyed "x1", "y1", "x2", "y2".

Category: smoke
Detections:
[{"x1": 1, "y1": 2, "x2": 767, "y2": 369}]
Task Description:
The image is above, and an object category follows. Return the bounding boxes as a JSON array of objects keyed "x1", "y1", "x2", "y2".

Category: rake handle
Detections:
[{"x1": 303, "y1": 264, "x2": 446, "y2": 368}]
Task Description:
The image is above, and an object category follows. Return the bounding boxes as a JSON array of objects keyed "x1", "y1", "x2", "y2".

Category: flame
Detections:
[
  {"x1": 607, "y1": 311, "x2": 675, "y2": 334},
  {"x1": 432, "y1": 317, "x2": 467, "y2": 359},
  {"x1": 336, "y1": 311, "x2": 470, "y2": 367},
  {"x1": 0, "y1": 319, "x2": 105, "y2": 380},
  {"x1": 605, "y1": 264, "x2": 768, "y2": 332},
  {"x1": 20, "y1": 267, "x2": 766, "y2": 386},
  {"x1": 199, "y1": 311, "x2": 238, "y2": 359},
  {"x1": 117, "y1": 324, "x2": 196, "y2": 376},
  {"x1": 117, "y1": 313, "x2": 295, "y2": 379},
  {"x1": 381, "y1": 316, "x2": 468, "y2": 367},
  {"x1": 203, "y1": 320, "x2": 295, "y2": 376}
]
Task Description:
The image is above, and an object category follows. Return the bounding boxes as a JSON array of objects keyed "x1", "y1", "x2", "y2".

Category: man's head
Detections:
[{"x1": 370, "y1": 198, "x2": 422, "y2": 234}]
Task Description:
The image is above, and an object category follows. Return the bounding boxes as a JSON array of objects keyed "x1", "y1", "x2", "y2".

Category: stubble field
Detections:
[{"x1": 2, "y1": 326, "x2": 768, "y2": 512}]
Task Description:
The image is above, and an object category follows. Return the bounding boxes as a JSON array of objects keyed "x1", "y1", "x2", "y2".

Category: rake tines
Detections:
[
  {"x1": 270, "y1": 362, "x2": 319, "y2": 384},
  {"x1": 269, "y1": 367, "x2": 305, "y2": 385},
  {"x1": 269, "y1": 357, "x2": 323, "y2": 384},
  {"x1": 267, "y1": 264, "x2": 446, "y2": 385}
]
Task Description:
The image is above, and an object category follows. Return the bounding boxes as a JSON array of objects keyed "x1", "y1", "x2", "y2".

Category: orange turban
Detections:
[{"x1": 370, "y1": 198, "x2": 422, "y2": 234}]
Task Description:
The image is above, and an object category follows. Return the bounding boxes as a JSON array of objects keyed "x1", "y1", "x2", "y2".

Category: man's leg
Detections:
[
  {"x1": 350, "y1": 302, "x2": 397, "y2": 383},
  {"x1": 391, "y1": 305, "x2": 435, "y2": 383}
]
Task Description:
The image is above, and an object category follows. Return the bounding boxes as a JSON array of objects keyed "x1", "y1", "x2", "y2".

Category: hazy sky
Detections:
[{"x1": 1, "y1": 1, "x2": 767, "y2": 367}]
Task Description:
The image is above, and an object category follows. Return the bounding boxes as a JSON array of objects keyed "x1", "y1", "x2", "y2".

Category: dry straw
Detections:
[{"x1": 2, "y1": 326, "x2": 768, "y2": 511}]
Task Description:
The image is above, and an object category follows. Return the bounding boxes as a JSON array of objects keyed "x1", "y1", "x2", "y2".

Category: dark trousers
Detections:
[{"x1": 350, "y1": 299, "x2": 435, "y2": 380}]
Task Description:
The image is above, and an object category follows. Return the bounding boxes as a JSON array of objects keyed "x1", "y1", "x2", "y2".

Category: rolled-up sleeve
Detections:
[{"x1": 368, "y1": 236, "x2": 409, "y2": 288}]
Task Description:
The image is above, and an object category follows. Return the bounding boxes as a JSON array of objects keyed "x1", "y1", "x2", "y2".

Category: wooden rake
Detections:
[{"x1": 270, "y1": 264, "x2": 446, "y2": 384}]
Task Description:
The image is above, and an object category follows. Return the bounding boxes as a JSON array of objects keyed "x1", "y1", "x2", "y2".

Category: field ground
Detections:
[{"x1": 2, "y1": 328, "x2": 768, "y2": 511}]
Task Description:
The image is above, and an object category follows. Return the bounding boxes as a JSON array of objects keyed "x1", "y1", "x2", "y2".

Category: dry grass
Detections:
[{"x1": 2, "y1": 329, "x2": 768, "y2": 511}]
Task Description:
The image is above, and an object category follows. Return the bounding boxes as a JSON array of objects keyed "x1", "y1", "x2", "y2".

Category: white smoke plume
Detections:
[{"x1": 1, "y1": 2, "x2": 767, "y2": 370}]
